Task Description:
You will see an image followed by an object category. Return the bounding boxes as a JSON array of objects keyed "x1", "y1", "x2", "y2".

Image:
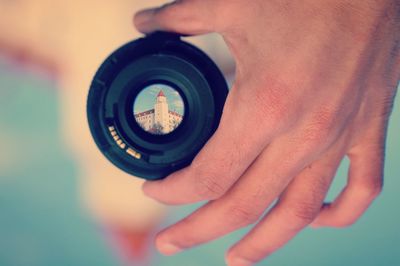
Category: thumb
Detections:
[{"x1": 134, "y1": 0, "x2": 216, "y2": 35}]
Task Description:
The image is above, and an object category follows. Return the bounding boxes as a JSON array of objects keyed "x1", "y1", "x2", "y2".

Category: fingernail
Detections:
[
  {"x1": 227, "y1": 257, "x2": 254, "y2": 266},
  {"x1": 157, "y1": 241, "x2": 182, "y2": 255}
]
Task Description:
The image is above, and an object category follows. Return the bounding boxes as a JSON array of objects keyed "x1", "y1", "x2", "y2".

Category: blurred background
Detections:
[{"x1": 0, "y1": 1, "x2": 399, "y2": 266}]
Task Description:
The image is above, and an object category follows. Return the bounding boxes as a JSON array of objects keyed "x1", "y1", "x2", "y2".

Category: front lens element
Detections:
[{"x1": 133, "y1": 84, "x2": 185, "y2": 135}]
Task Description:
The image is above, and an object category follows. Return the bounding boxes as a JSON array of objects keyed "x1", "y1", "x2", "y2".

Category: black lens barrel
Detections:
[{"x1": 87, "y1": 32, "x2": 228, "y2": 180}]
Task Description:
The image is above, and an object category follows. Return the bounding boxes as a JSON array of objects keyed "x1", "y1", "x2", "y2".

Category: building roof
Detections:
[
  {"x1": 169, "y1": 110, "x2": 183, "y2": 118},
  {"x1": 157, "y1": 90, "x2": 165, "y2": 97},
  {"x1": 134, "y1": 109, "x2": 154, "y2": 117}
]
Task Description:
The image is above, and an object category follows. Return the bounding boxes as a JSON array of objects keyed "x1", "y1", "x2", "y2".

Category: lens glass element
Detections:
[{"x1": 133, "y1": 84, "x2": 185, "y2": 135}]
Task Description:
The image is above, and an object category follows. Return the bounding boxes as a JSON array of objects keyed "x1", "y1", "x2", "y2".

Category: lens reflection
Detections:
[{"x1": 133, "y1": 84, "x2": 185, "y2": 135}]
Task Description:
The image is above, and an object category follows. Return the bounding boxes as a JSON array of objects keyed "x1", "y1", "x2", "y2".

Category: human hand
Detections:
[{"x1": 134, "y1": 0, "x2": 400, "y2": 265}]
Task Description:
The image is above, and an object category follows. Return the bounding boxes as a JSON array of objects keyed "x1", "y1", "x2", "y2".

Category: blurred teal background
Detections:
[{"x1": 0, "y1": 58, "x2": 399, "y2": 266}]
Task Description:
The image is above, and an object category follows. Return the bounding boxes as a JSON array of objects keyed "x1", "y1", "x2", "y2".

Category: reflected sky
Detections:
[{"x1": 133, "y1": 84, "x2": 184, "y2": 115}]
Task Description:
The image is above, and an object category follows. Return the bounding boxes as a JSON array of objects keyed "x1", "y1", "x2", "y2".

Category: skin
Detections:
[{"x1": 134, "y1": 0, "x2": 400, "y2": 265}]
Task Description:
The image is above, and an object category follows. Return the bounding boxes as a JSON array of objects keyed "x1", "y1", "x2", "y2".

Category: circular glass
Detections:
[{"x1": 133, "y1": 84, "x2": 185, "y2": 135}]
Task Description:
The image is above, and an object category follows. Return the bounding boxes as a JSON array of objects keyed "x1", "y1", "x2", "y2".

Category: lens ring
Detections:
[{"x1": 87, "y1": 32, "x2": 228, "y2": 180}]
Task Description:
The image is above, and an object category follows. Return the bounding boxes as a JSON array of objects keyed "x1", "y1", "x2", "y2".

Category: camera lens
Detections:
[
  {"x1": 133, "y1": 83, "x2": 185, "y2": 135},
  {"x1": 87, "y1": 32, "x2": 228, "y2": 180}
]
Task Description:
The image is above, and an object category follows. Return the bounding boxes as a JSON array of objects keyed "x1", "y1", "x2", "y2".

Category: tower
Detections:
[{"x1": 154, "y1": 90, "x2": 169, "y2": 133}]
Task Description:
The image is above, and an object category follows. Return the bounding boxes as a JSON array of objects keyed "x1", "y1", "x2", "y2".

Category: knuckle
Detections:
[
  {"x1": 284, "y1": 201, "x2": 319, "y2": 229},
  {"x1": 313, "y1": 109, "x2": 337, "y2": 131},
  {"x1": 191, "y1": 154, "x2": 238, "y2": 200},
  {"x1": 306, "y1": 109, "x2": 337, "y2": 142},
  {"x1": 360, "y1": 177, "x2": 383, "y2": 199},
  {"x1": 194, "y1": 174, "x2": 226, "y2": 199},
  {"x1": 299, "y1": 107, "x2": 340, "y2": 151},
  {"x1": 227, "y1": 203, "x2": 261, "y2": 226}
]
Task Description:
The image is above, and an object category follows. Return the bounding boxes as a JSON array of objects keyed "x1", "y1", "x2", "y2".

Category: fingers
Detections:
[
  {"x1": 226, "y1": 146, "x2": 344, "y2": 266},
  {"x1": 311, "y1": 141, "x2": 384, "y2": 228},
  {"x1": 152, "y1": 136, "x2": 308, "y2": 254},
  {"x1": 134, "y1": 0, "x2": 217, "y2": 35},
  {"x1": 142, "y1": 87, "x2": 279, "y2": 205},
  {"x1": 151, "y1": 133, "x2": 344, "y2": 256}
]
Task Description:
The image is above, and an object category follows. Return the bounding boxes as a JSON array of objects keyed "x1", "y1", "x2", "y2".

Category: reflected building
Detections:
[{"x1": 134, "y1": 90, "x2": 183, "y2": 134}]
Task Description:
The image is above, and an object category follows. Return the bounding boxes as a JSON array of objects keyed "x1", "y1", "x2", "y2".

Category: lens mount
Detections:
[{"x1": 87, "y1": 32, "x2": 228, "y2": 180}]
